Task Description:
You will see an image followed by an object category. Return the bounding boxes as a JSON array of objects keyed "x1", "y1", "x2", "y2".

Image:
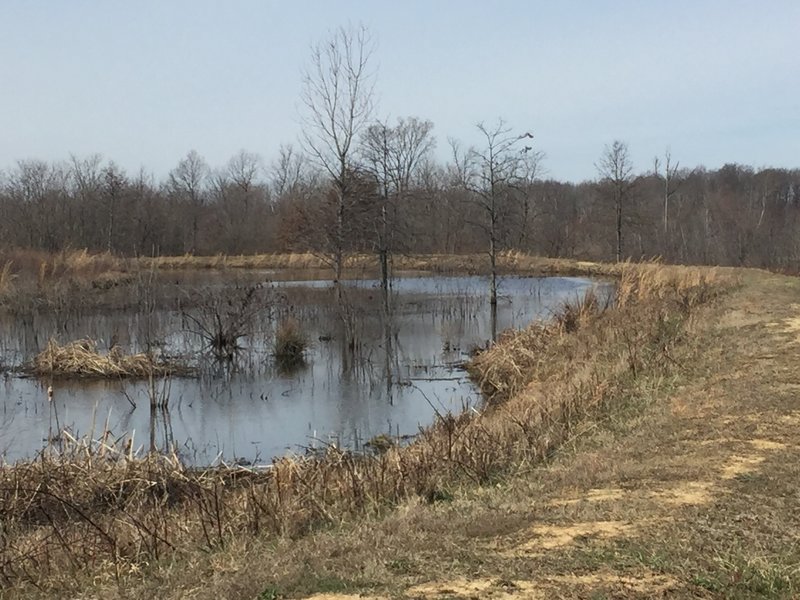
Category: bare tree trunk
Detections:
[
  {"x1": 489, "y1": 221, "x2": 498, "y2": 307},
  {"x1": 616, "y1": 192, "x2": 623, "y2": 262},
  {"x1": 380, "y1": 197, "x2": 392, "y2": 390},
  {"x1": 664, "y1": 173, "x2": 670, "y2": 235},
  {"x1": 597, "y1": 141, "x2": 633, "y2": 264},
  {"x1": 107, "y1": 205, "x2": 115, "y2": 253},
  {"x1": 334, "y1": 179, "x2": 346, "y2": 304},
  {"x1": 192, "y1": 212, "x2": 198, "y2": 254}
]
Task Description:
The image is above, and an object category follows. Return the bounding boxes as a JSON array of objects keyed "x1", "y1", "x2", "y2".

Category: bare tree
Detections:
[
  {"x1": 6, "y1": 159, "x2": 67, "y2": 250},
  {"x1": 653, "y1": 149, "x2": 681, "y2": 236},
  {"x1": 270, "y1": 144, "x2": 309, "y2": 202},
  {"x1": 361, "y1": 117, "x2": 434, "y2": 307},
  {"x1": 69, "y1": 154, "x2": 103, "y2": 247},
  {"x1": 227, "y1": 150, "x2": 261, "y2": 201},
  {"x1": 102, "y1": 162, "x2": 126, "y2": 253},
  {"x1": 362, "y1": 116, "x2": 434, "y2": 388},
  {"x1": 300, "y1": 24, "x2": 376, "y2": 300},
  {"x1": 515, "y1": 147, "x2": 546, "y2": 249},
  {"x1": 452, "y1": 119, "x2": 534, "y2": 307},
  {"x1": 597, "y1": 140, "x2": 635, "y2": 262},
  {"x1": 168, "y1": 150, "x2": 209, "y2": 254}
]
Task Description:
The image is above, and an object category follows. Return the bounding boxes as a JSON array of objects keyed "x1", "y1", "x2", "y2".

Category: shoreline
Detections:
[{"x1": 0, "y1": 260, "x2": 731, "y2": 598}]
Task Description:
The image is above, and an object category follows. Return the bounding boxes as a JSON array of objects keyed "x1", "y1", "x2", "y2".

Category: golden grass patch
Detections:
[
  {"x1": 651, "y1": 481, "x2": 713, "y2": 506},
  {"x1": 511, "y1": 520, "x2": 634, "y2": 554},
  {"x1": 32, "y1": 338, "x2": 177, "y2": 378},
  {"x1": 544, "y1": 571, "x2": 679, "y2": 594},
  {"x1": 303, "y1": 595, "x2": 385, "y2": 600},
  {"x1": 546, "y1": 487, "x2": 626, "y2": 506},
  {"x1": 407, "y1": 578, "x2": 543, "y2": 599}
]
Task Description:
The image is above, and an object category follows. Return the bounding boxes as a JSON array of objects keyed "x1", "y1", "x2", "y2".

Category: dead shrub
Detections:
[{"x1": 183, "y1": 285, "x2": 266, "y2": 360}]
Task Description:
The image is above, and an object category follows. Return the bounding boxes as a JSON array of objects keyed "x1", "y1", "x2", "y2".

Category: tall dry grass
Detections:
[
  {"x1": 0, "y1": 249, "x2": 132, "y2": 314},
  {"x1": 0, "y1": 263, "x2": 727, "y2": 596},
  {"x1": 32, "y1": 338, "x2": 178, "y2": 378},
  {"x1": 274, "y1": 318, "x2": 309, "y2": 368},
  {"x1": 138, "y1": 252, "x2": 376, "y2": 271},
  {"x1": 0, "y1": 260, "x2": 15, "y2": 294},
  {"x1": 0, "y1": 248, "x2": 126, "y2": 282}
]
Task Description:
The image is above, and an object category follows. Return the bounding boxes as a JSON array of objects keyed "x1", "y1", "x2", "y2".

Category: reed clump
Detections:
[
  {"x1": 0, "y1": 263, "x2": 729, "y2": 596},
  {"x1": 32, "y1": 338, "x2": 175, "y2": 378},
  {"x1": 274, "y1": 318, "x2": 309, "y2": 367},
  {"x1": 0, "y1": 259, "x2": 15, "y2": 294},
  {"x1": 470, "y1": 264, "x2": 724, "y2": 405}
]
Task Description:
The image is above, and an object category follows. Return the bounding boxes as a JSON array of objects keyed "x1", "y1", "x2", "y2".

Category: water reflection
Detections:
[{"x1": 0, "y1": 275, "x2": 610, "y2": 465}]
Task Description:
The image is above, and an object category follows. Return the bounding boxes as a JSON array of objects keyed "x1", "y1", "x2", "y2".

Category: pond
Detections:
[{"x1": 0, "y1": 273, "x2": 610, "y2": 465}]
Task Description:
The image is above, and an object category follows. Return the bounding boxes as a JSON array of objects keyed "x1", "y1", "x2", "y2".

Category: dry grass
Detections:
[
  {"x1": 0, "y1": 259, "x2": 15, "y2": 294},
  {"x1": 0, "y1": 249, "x2": 133, "y2": 313},
  {"x1": 31, "y1": 338, "x2": 177, "y2": 378},
  {"x1": 0, "y1": 248, "x2": 127, "y2": 282},
  {"x1": 0, "y1": 248, "x2": 722, "y2": 317},
  {"x1": 470, "y1": 263, "x2": 723, "y2": 404},
  {"x1": 0, "y1": 262, "x2": 728, "y2": 598},
  {"x1": 131, "y1": 250, "x2": 656, "y2": 278},
  {"x1": 274, "y1": 317, "x2": 309, "y2": 367},
  {"x1": 139, "y1": 252, "x2": 367, "y2": 271}
]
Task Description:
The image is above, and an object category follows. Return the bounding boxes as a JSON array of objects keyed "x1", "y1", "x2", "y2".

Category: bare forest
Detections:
[{"x1": 2, "y1": 146, "x2": 797, "y2": 270}]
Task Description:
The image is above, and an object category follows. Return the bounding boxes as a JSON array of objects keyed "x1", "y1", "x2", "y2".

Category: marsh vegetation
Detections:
[
  {"x1": 0, "y1": 260, "x2": 606, "y2": 465},
  {"x1": 0, "y1": 261, "x2": 723, "y2": 597}
]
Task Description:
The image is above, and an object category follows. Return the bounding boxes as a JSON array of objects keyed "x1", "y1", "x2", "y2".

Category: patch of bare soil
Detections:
[
  {"x1": 304, "y1": 596, "x2": 385, "y2": 600},
  {"x1": 407, "y1": 578, "x2": 543, "y2": 599},
  {"x1": 508, "y1": 520, "x2": 634, "y2": 555}
]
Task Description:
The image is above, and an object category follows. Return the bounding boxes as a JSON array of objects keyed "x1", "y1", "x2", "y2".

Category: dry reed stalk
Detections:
[
  {"x1": 274, "y1": 318, "x2": 308, "y2": 366},
  {"x1": 0, "y1": 260, "x2": 14, "y2": 294},
  {"x1": 32, "y1": 338, "x2": 176, "y2": 378}
]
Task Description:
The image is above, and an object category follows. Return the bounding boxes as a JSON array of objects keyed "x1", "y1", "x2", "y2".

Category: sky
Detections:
[{"x1": 0, "y1": 0, "x2": 798, "y2": 182}]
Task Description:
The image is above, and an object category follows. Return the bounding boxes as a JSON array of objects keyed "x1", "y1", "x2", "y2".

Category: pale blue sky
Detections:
[{"x1": 0, "y1": 1, "x2": 797, "y2": 182}]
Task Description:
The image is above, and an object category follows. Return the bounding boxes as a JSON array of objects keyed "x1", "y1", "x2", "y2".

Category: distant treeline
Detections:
[{"x1": 0, "y1": 150, "x2": 797, "y2": 269}]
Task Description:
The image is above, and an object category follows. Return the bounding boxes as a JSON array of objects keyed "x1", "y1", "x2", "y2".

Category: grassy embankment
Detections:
[{"x1": 0, "y1": 254, "x2": 756, "y2": 599}]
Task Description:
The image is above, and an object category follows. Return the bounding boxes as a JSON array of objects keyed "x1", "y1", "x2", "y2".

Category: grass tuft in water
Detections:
[{"x1": 274, "y1": 318, "x2": 309, "y2": 368}]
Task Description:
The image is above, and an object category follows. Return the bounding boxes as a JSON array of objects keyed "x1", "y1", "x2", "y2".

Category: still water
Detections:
[{"x1": 0, "y1": 274, "x2": 608, "y2": 465}]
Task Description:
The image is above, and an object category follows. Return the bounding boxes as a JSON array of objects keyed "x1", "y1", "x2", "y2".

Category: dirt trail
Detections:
[{"x1": 295, "y1": 271, "x2": 800, "y2": 599}]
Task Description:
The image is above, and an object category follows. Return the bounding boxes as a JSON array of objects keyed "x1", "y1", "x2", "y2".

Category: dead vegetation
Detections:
[
  {"x1": 0, "y1": 249, "x2": 132, "y2": 314},
  {"x1": 0, "y1": 248, "x2": 700, "y2": 317},
  {"x1": 0, "y1": 262, "x2": 728, "y2": 597},
  {"x1": 31, "y1": 338, "x2": 178, "y2": 378},
  {"x1": 274, "y1": 317, "x2": 309, "y2": 368},
  {"x1": 0, "y1": 248, "x2": 128, "y2": 289},
  {"x1": 182, "y1": 284, "x2": 268, "y2": 360}
]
